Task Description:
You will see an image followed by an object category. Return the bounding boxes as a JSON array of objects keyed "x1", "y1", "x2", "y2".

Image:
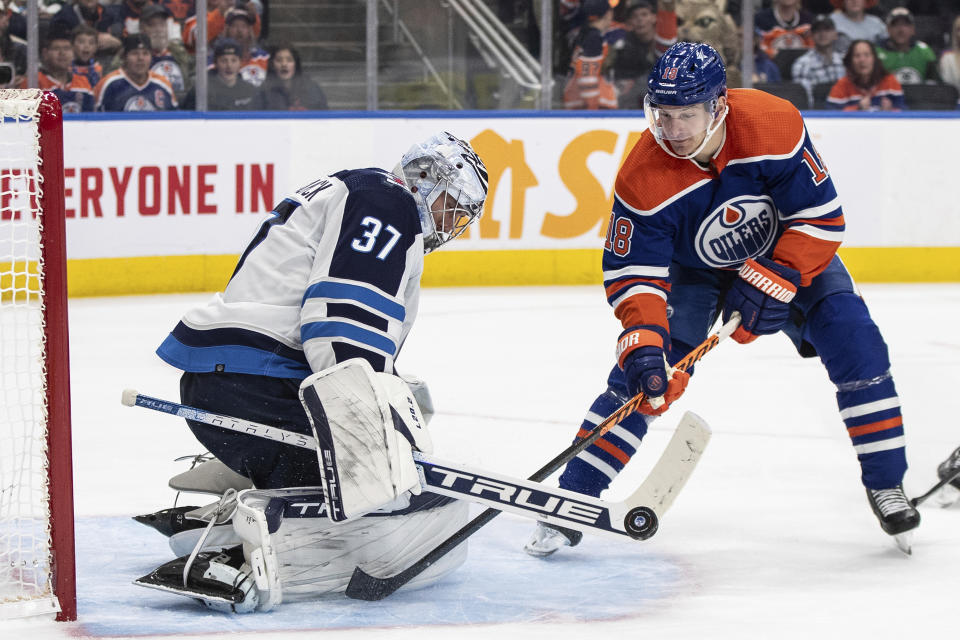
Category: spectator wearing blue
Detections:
[
  {"x1": 94, "y1": 33, "x2": 178, "y2": 111},
  {"x1": 51, "y1": 0, "x2": 123, "y2": 59},
  {"x1": 792, "y1": 15, "x2": 846, "y2": 104}
]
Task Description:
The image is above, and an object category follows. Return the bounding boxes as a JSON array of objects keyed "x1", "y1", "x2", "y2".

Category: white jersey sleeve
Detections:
[{"x1": 156, "y1": 168, "x2": 424, "y2": 378}]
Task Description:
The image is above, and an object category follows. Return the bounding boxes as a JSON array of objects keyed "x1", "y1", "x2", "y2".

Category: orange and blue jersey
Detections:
[
  {"x1": 21, "y1": 71, "x2": 94, "y2": 113},
  {"x1": 754, "y1": 8, "x2": 814, "y2": 58},
  {"x1": 72, "y1": 59, "x2": 102, "y2": 88},
  {"x1": 604, "y1": 88, "x2": 844, "y2": 335},
  {"x1": 204, "y1": 45, "x2": 269, "y2": 88},
  {"x1": 94, "y1": 68, "x2": 178, "y2": 112},
  {"x1": 826, "y1": 74, "x2": 904, "y2": 111},
  {"x1": 564, "y1": 25, "x2": 617, "y2": 109}
]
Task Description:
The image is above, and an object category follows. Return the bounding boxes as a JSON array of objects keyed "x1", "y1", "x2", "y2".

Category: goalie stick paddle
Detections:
[{"x1": 344, "y1": 313, "x2": 740, "y2": 601}]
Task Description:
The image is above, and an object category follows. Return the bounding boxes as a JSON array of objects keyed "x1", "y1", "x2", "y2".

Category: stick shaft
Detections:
[
  {"x1": 345, "y1": 315, "x2": 739, "y2": 600},
  {"x1": 911, "y1": 468, "x2": 960, "y2": 507}
]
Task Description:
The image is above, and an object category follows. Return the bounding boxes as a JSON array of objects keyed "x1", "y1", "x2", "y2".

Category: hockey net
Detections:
[{"x1": 0, "y1": 89, "x2": 76, "y2": 621}]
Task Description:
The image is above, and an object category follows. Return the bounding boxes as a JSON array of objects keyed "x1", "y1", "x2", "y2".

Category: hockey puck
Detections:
[{"x1": 623, "y1": 506, "x2": 658, "y2": 540}]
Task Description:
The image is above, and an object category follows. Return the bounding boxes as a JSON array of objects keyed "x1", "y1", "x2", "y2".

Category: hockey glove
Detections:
[
  {"x1": 617, "y1": 326, "x2": 690, "y2": 416},
  {"x1": 723, "y1": 256, "x2": 801, "y2": 344}
]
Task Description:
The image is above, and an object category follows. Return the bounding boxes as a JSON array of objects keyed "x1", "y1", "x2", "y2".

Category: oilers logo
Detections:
[
  {"x1": 694, "y1": 196, "x2": 777, "y2": 268},
  {"x1": 124, "y1": 94, "x2": 158, "y2": 111}
]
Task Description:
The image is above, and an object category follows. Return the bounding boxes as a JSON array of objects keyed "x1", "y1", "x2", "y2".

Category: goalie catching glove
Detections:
[
  {"x1": 722, "y1": 256, "x2": 801, "y2": 344},
  {"x1": 299, "y1": 359, "x2": 433, "y2": 522},
  {"x1": 617, "y1": 325, "x2": 689, "y2": 416}
]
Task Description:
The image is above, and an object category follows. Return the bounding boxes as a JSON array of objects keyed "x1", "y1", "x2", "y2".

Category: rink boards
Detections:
[{"x1": 17, "y1": 111, "x2": 960, "y2": 295}]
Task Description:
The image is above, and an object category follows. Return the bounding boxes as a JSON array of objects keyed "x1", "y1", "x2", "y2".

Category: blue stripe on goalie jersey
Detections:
[
  {"x1": 301, "y1": 320, "x2": 396, "y2": 356},
  {"x1": 327, "y1": 169, "x2": 420, "y2": 296},
  {"x1": 324, "y1": 303, "x2": 389, "y2": 371},
  {"x1": 301, "y1": 281, "x2": 405, "y2": 321},
  {"x1": 156, "y1": 322, "x2": 310, "y2": 377},
  {"x1": 230, "y1": 198, "x2": 301, "y2": 282}
]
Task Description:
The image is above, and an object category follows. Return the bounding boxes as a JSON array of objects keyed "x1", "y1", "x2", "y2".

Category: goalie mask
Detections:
[
  {"x1": 394, "y1": 132, "x2": 488, "y2": 254},
  {"x1": 645, "y1": 42, "x2": 728, "y2": 160}
]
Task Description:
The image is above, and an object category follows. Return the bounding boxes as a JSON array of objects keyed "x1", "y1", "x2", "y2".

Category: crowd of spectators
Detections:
[
  {"x1": 1, "y1": 0, "x2": 328, "y2": 112},
  {"x1": 5, "y1": 0, "x2": 960, "y2": 112},
  {"x1": 561, "y1": 0, "x2": 960, "y2": 110}
]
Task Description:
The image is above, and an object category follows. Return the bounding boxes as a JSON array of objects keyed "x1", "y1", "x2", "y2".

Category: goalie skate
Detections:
[
  {"x1": 523, "y1": 522, "x2": 583, "y2": 558},
  {"x1": 134, "y1": 546, "x2": 259, "y2": 613}
]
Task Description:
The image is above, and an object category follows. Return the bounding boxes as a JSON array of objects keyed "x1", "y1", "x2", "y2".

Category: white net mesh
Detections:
[{"x1": 0, "y1": 89, "x2": 58, "y2": 617}]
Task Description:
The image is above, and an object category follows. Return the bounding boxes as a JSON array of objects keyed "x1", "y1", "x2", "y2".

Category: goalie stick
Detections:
[
  {"x1": 122, "y1": 391, "x2": 709, "y2": 543},
  {"x1": 911, "y1": 468, "x2": 960, "y2": 508},
  {"x1": 344, "y1": 312, "x2": 741, "y2": 600}
]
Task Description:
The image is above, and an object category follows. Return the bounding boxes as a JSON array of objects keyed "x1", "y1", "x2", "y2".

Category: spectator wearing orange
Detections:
[
  {"x1": 22, "y1": 32, "x2": 94, "y2": 112},
  {"x1": 216, "y1": 6, "x2": 267, "y2": 87},
  {"x1": 827, "y1": 38, "x2": 904, "y2": 110},
  {"x1": 564, "y1": 0, "x2": 618, "y2": 109},
  {"x1": 71, "y1": 24, "x2": 103, "y2": 87},
  {"x1": 755, "y1": 0, "x2": 814, "y2": 59},
  {"x1": 183, "y1": 0, "x2": 261, "y2": 53}
]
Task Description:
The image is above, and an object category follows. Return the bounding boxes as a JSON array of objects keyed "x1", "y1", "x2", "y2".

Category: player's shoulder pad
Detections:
[
  {"x1": 335, "y1": 168, "x2": 419, "y2": 227},
  {"x1": 723, "y1": 88, "x2": 805, "y2": 161},
  {"x1": 614, "y1": 132, "x2": 713, "y2": 215}
]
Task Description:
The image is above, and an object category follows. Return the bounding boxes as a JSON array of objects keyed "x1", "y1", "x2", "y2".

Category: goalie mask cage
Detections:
[{"x1": 0, "y1": 89, "x2": 76, "y2": 621}]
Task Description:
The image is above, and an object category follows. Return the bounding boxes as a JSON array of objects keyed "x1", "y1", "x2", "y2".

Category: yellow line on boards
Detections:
[{"x1": 42, "y1": 246, "x2": 960, "y2": 297}]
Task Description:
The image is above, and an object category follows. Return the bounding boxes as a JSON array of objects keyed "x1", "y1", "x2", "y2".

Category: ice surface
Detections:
[{"x1": 11, "y1": 284, "x2": 960, "y2": 639}]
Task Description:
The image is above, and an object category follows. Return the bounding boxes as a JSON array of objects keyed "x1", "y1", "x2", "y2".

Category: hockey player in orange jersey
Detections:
[{"x1": 527, "y1": 41, "x2": 920, "y2": 557}]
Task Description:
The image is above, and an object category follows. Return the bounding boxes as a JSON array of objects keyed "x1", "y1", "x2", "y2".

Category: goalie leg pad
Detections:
[
  {"x1": 299, "y1": 359, "x2": 431, "y2": 522},
  {"x1": 233, "y1": 487, "x2": 468, "y2": 601}
]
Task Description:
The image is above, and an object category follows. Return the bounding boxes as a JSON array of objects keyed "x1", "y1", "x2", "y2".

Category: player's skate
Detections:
[
  {"x1": 932, "y1": 445, "x2": 960, "y2": 508},
  {"x1": 523, "y1": 521, "x2": 584, "y2": 558},
  {"x1": 866, "y1": 485, "x2": 920, "y2": 554}
]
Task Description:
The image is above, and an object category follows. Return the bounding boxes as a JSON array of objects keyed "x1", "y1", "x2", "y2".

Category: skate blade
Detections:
[
  {"x1": 893, "y1": 531, "x2": 913, "y2": 556},
  {"x1": 932, "y1": 484, "x2": 960, "y2": 509}
]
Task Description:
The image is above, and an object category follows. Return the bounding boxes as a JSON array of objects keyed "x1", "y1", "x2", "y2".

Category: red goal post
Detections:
[{"x1": 0, "y1": 89, "x2": 76, "y2": 621}]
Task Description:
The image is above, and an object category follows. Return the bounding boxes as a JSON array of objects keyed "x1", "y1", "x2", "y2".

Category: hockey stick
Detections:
[
  {"x1": 911, "y1": 468, "x2": 960, "y2": 507},
  {"x1": 345, "y1": 313, "x2": 741, "y2": 600},
  {"x1": 121, "y1": 391, "x2": 708, "y2": 541}
]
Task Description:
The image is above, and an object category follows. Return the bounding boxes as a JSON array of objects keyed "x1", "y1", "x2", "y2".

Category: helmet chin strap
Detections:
[{"x1": 655, "y1": 102, "x2": 729, "y2": 161}]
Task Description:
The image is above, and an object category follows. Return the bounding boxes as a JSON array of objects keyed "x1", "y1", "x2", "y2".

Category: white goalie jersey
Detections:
[{"x1": 156, "y1": 168, "x2": 425, "y2": 378}]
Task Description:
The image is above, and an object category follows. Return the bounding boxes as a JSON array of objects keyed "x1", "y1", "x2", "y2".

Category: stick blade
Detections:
[
  {"x1": 629, "y1": 410, "x2": 712, "y2": 517},
  {"x1": 345, "y1": 566, "x2": 405, "y2": 601}
]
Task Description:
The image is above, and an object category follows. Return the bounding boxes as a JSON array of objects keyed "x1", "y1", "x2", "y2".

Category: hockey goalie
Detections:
[{"x1": 135, "y1": 359, "x2": 469, "y2": 612}]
